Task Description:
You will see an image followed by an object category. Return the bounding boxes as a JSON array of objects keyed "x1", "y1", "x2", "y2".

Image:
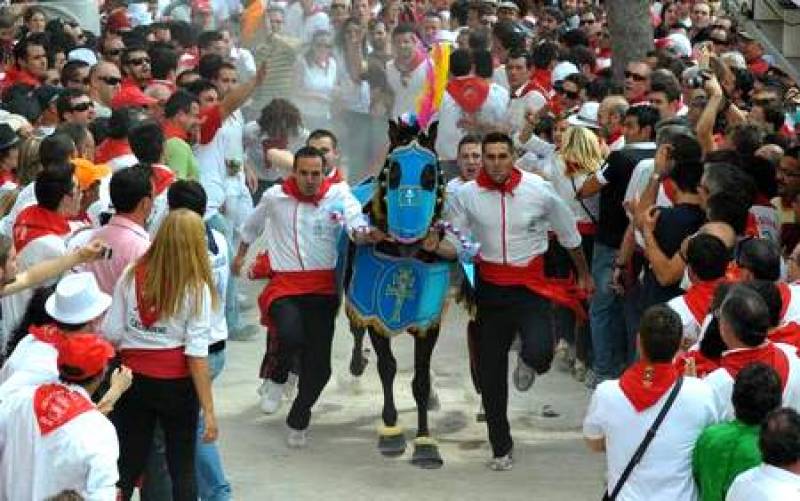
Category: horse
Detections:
[{"x1": 342, "y1": 116, "x2": 450, "y2": 469}]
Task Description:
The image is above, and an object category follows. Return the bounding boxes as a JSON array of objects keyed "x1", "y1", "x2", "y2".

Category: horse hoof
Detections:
[
  {"x1": 349, "y1": 349, "x2": 369, "y2": 377},
  {"x1": 378, "y1": 426, "x2": 406, "y2": 457},
  {"x1": 411, "y1": 438, "x2": 443, "y2": 469}
]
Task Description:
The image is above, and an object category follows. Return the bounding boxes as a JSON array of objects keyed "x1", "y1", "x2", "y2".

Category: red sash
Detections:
[
  {"x1": 683, "y1": 278, "x2": 724, "y2": 325},
  {"x1": 446, "y1": 76, "x2": 490, "y2": 114},
  {"x1": 249, "y1": 252, "x2": 273, "y2": 280},
  {"x1": 475, "y1": 167, "x2": 522, "y2": 194},
  {"x1": 619, "y1": 361, "x2": 680, "y2": 412},
  {"x1": 477, "y1": 256, "x2": 587, "y2": 320},
  {"x1": 721, "y1": 343, "x2": 789, "y2": 389},
  {"x1": 282, "y1": 176, "x2": 332, "y2": 205},
  {"x1": 257, "y1": 270, "x2": 336, "y2": 328},
  {"x1": 34, "y1": 384, "x2": 94, "y2": 436},
  {"x1": 13, "y1": 205, "x2": 70, "y2": 252}
]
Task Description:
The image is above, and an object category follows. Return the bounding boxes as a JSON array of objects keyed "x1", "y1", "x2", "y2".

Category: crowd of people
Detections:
[{"x1": 0, "y1": 0, "x2": 798, "y2": 499}]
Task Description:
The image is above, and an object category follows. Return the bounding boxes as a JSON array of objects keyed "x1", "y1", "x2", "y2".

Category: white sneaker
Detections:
[
  {"x1": 257, "y1": 380, "x2": 268, "y2": 396},
  {"x1": 487, "y1": 453, "x2": 513, "y2": 471},
  {"x1": 259, "y1": 380, "x2": 285, "y2": 414},
  {"x1": 287, "y1": 428, "x2": 308, "y2": 448},
  {"x1": 284, "y1": 373, "x2": 298, "y2": 399}
]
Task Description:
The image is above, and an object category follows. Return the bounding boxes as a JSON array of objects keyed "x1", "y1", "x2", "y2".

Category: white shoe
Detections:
[
  {"x1": 259, "y1": 380, "x2": 285, "y2": 414},
  {"x1": 287, "y1": 428, "x2": 308, "y2": 448},
  {"x1": 284, "y1": 373, "x2": 298, "y2": 399},
  {"x1": 487, "y1": 453, "x2": 513, "y2": 471}
]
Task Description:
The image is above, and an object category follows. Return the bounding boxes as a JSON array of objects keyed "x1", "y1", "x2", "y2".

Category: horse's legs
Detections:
[
  {"x1": 410, "y1": 327, "x2": 443, "y2": 469},
  {"x1": 412, "y1": 327, "x2": 440, "y2": 438},
  {"x1": 368, "y1": 328, "x2": 398, "y2": 427},
  {"x1": 349, "y1": 322, "x2": 368, "y2": 377}
]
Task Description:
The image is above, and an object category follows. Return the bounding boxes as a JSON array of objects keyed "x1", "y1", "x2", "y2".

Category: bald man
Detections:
[{"x1": 90, "y1": 61, "x2": 122, "y2": 119}]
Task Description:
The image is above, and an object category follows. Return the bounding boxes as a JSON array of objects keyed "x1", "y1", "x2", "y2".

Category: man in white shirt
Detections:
[
  {"x1": 704, "y1": 285, "x2": 800, "y2": 420},
  {"x1": 284, "y1": 0, "x2": 332, "y2": 45},
  {"x1": 386, "y1": 24, "x2": 430, "y2": 120},
  {"x1": 584, "y1": 304, "x2": 719, "y2": 501},
  {"x1": 727, "y1": 407, "x2": 800, "y2": 500},
  {"x1": 505, "y1": 48, "x2": 546, "y2": 135},
  {"x1": 447, "y1": 132, "x2": 592, "y2": 470},
  {"x1": 0, "y1": 333, "x2": 119, "y2": 501}
]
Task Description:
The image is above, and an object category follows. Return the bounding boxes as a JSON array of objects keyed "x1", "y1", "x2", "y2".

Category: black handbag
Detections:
[{"x1": 602, "y1": 376, "x2": 684, "y2": 501}]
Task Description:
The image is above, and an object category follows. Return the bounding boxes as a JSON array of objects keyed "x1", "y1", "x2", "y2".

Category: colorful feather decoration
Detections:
[{"x1": 415, "y1": 42, "x2": 451, "y2": 129}]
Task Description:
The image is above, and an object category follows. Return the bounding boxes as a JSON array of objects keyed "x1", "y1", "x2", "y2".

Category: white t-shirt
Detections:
[
  {"x1": 208, "y1": 227, "x2": 229, "y2": 344},
  {"x1": 583, "y1": 376, "x2": 719, "y2": 501},
  {"x1": 0, "y1": 334, "x2": 57, "y2": 399},
  {"x1": 0, "y1": 383, "x2": 119, "y2": 501},
  {"x1": 726, "y1": 464, "x2": 800, "y2": 501}
]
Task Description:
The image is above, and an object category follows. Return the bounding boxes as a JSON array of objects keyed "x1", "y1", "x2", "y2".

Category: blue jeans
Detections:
[
  {"x1": 589, "y1": 242, "x2": 628, "y2": 381},
  {"x1": 207, "y1": 213, "x2": 240, "y2": 333},
  {"x1": 196, "y1": 349, "x2": 231, "y2": 501}
]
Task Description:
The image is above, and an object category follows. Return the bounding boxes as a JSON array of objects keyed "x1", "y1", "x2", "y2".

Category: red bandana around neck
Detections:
[
  {"x1": 619, "y1": 361, "x2": 680, "y2": 412},
  {"x1": 661, "y1": 177, "x2": 677, "y2": 203},
  {"x1": 151, "y1": 164, "x2": 176, "y2": 196},
  {"x1": 29, "y1": 324, "x2": 66, "y2": 347},
  {"x1": 779, "y1": 282, "x2": 792, "y2": 321},
  {"x1": 94, "y1": 138, "x2": 133, "y2": 164},
  {"x1": 327, "y1": 167, "x2": 343, "y2": 184},
  {"x1": 397, "y1": 48, "x2": 426, "y2": 78},
  {"x1": 446, "y1": 76, "x2": 490, "y2": 114},
  {"x1": 770, "y1": 321, "x2": 800, "y2": 349},
  {"x1": 475, "y1": 167, "x2": 522, "y2": 194},
  {"x1": 34, "y1": 383, "x2": 94, "y2": 435},
  {"x1": 282, "y1": 176, "x2": 333, "y2": 205},
  {"x1": 722, "y1": 343, "x2": 789, "y2": 389},
  {"x1": 684, "y1": 278, "x2": 725, "y2": 324},
  {"x1": 13, "y1": 205, "x2": 70, "y2": 252},
  {"x1": 134, "y1": 263, "x2": 160, "y2": 328}
]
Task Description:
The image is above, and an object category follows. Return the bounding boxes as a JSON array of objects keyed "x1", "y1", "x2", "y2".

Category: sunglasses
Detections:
[
  {"x1": 71, "y1": 101, "x2": 94, "y2": 112},
  {"x1": 625, "y1": 71, "x2": 648, "y2": 82},
  {"x1": 70, "y1": 77, "x2": 91, "y2": 85},
  {"x1": 99, "y1": 76, "x2": 122, "y2": 86},
  {"x1": 104, "y1": 48, "x2": 122, "y2": 57},
  {"x1": 128, "y1": 57, "x2": 150, "y2": 66}
]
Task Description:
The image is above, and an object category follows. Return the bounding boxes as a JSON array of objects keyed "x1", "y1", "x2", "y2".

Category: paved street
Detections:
[{"x1": 215, "y1": 281, "x2": 606, "y2": 500}]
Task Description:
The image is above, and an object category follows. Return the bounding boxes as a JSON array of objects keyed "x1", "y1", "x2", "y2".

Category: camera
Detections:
[{"x1": 687, "y1": 70, "x2": 711, "y2": 89}]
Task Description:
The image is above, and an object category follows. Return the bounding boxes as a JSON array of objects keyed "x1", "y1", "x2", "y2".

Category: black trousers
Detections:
[
  {"x1": 475, "y1": 281, "x2": 555, "y2": 458},
  {"x1": 269, "y1": 294, "x2": 339, "y2": 431},
  {"x1": 112, "y1": 374, "x2": 199, "y2": 501}
]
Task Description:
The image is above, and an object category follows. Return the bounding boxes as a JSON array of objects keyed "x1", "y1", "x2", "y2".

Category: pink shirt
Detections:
[{"x1": 84, "y1": 215, "x2": 150, "y2": 294}]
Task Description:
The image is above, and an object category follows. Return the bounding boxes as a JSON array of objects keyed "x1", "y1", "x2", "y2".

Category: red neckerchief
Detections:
[
  {"x1": 327, "y1": 167, "x2": 343, "y2": 184},
  {"x1": 779, "y1": 282, "x2": 792, "y2": 321},
  {"x1": 475, "y1": 167, "x2": 522, "y2": 195},
  {"x1": 744, "y1": 212, "x2": 759, "y2": 238},
  {"x1": 163, "y1": 119, "x2": 190, "y2": 142},
  {"x1": 748, "y1": 58, "x2": 769, "y2": 77},
  {"x1": 662, "y1": 177, "x2": 677, "y2": 203},
  {"x1": 606, "y1": 130, "x2": 623, "y2": 147},
  {"x1": 770, "y1": 322, "x2": 800, "y2": 350},
  {"x1": 396, "y1": 48, "x2": 427, "y2": 80},
  {"x1": 69, "y1": 211, "x2": 92, "y2": 225},
  {"x1": 13, "y1": 205, "x2": 70, "y2": 252},
  {"x1": 722, "y1": 343, "x2": 789, "y2": 389},
  {"x1": 446, "y1": 76, "x2": 490, "y2": 113},
  {"x1": 597, "y1": 47, "x2": 612, "y2": 59},
  {"x1": 151, "y1": 164, "x2": 176, "y2": 196},
  {"x1": 0, "y1": 169, "x2": 16, "y2": 186},
  {"x1": 29, "y1": 324, "x2": 66, "y2": 346},
  {"x1": 282, "y1": 176, "x2": 333, "y2": 205},
  {"x1": 4, "y1": 67, "x2": 40, "y2": 89},
  {"x1": 95, "y1": 138, "x2": 133, "y2": 164},
  {"x1": 529, "y1": 68, "x2": 552, "y2": 96},
  {"x1": 121, "y1": 77, "x2": 147, "y2": 91},
  {"x1": 726, "y1": 262, "x2": 743, "y2": 282},
  {"x1": 684, "y1": 278, "x2": 725, "y2": 324},
  {"x1": 34, "y1": 383, "x2": 94, "y2": 435},
  {"x1": 134, "y1": 263, "x2": 160, "y2": 328},
  {"x1": 619, "y1": 361, "x2": 680, "y2": 412}
]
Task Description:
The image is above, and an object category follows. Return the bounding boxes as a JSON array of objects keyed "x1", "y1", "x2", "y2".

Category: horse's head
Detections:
[{"x1": 376, "y1": 116, "x2": 443, "y2": 244}]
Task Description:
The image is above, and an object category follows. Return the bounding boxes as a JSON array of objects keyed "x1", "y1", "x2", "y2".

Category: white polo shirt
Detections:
[
  {"x1": 726, "y1": 464, "x2": 800, "y2": 501},
  {"x1": 583, "y1": 376, "x2": 719, "y2": 501},
  {"x1": 0, "y1": 383, "x2": 118, "y2": 501}
]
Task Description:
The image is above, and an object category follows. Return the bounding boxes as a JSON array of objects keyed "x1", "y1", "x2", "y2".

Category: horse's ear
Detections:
[
  {"x1": 419, "y1": 121, "x2": 438, "y2": 151},
  {"x1": 388, "y1": 119, "x2": 401, "y2": 149}
]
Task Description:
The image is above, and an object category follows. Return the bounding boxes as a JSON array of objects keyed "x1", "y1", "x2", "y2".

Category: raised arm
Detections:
[{"x1": 220, "y1": 62, "x2": 268, "y2": 121}]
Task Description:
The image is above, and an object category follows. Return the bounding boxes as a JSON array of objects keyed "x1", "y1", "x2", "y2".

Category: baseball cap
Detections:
[
  {"x1": 111, "y1": 85, "x2": 158, "y2": 110},
  {"x1": 72, "y1": 158, "x2": 111, "y2": 190},
  {"x1": 57, "y1": 332, "x2": 115, "y2": 382}
]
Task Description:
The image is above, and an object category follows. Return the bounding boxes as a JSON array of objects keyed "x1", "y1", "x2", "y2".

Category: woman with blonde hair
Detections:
[
  {"x1": 16, "y1": 136, "x2": 43, "y2": 187},
  {"x1": 103, "y1": 209, "x2": 219, "y2": 501}
]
